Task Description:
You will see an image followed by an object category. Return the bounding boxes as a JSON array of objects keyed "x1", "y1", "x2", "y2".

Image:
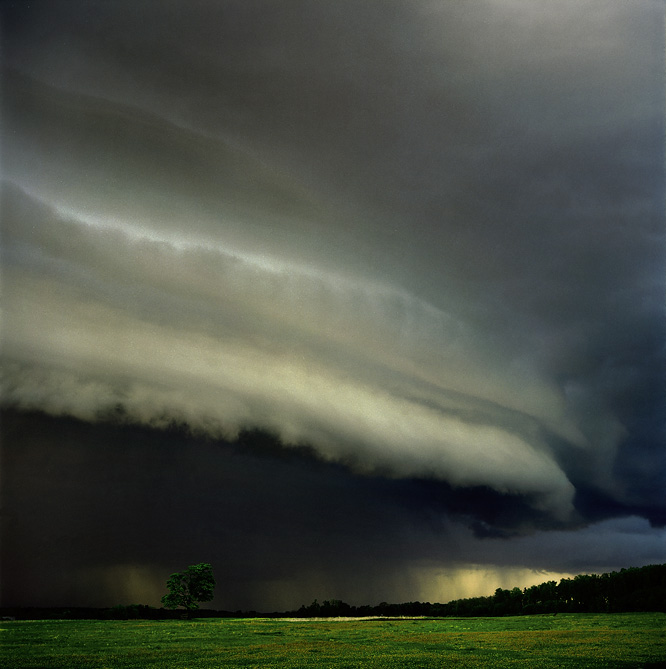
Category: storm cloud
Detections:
[{"x1": 1, "y1": 0, "x2": 664, "y2": 610}]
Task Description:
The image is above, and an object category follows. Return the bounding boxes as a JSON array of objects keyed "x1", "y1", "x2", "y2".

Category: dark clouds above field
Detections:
[{"x1": 1, "y1": 0, "x2": 665, "y2": 610}]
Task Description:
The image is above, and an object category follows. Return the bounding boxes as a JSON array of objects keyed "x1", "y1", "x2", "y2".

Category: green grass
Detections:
[{"x1": 2, "y1": 613, "x2": 665, "y2": 668}]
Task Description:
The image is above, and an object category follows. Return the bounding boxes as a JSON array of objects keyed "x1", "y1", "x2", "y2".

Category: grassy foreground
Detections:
[{"x1": 2, "y1": 612, "x2": 665, "y2": 668}]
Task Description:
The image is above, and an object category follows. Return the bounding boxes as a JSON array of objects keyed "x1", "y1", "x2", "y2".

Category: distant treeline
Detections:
[
  {"x1": 290, "y1": 564, "x2": 666, "y2": 618},
  {"x1": 2, "y1": 564, "x2": 663, "y2": 620}
]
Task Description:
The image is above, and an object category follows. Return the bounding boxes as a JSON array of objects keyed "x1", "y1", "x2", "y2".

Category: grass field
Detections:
[{"x1": 2, "y1": 612, "x2": 665, "y2": 668}]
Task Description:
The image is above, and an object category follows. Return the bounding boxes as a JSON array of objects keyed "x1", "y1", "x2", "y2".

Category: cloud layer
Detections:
[{"x1": 3, "y1": 179, "x2": 583, "y2": 516}]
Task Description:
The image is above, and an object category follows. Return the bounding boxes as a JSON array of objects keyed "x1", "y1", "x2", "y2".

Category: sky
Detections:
[{"x1": 1, "y1": 0, "x2": 665, "y2": 612}]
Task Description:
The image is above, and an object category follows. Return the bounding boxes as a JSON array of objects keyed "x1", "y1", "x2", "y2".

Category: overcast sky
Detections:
[{"x1": 1, "y1": 0, "x2": 664, "y2": 611}]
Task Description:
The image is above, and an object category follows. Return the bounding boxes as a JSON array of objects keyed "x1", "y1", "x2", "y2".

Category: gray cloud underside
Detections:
[{"x1": 2, "y1": 0, "x2": 665, "y2": 525}]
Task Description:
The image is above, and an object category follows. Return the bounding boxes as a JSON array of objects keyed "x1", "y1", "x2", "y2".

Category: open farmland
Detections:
[{"x1": 2, "y1": 612, "x2": 665, "y2": 668}]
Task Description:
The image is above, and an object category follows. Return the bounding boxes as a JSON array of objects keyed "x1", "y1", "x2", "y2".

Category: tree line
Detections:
[
  {"x1": 2, "y1": 563, "x2": 663, "y2": 620},
  {"x1": 290, "y1": 564, "x2": 666, "y2": 618}
]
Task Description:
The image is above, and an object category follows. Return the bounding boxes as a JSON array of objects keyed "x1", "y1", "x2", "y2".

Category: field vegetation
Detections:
[{"x1": 2, "y1": 612, "x2": 665, "y2": 668}]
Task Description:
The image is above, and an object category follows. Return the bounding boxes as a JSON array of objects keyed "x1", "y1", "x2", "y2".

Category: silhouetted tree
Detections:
[{"x1": 161, "y1": 563, "x2": 215, "y2": 615}]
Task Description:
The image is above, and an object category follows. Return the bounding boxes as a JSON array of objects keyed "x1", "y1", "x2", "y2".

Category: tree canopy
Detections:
[{"x1": 161, "y1": 563, "x2": 215, "y2": 612}]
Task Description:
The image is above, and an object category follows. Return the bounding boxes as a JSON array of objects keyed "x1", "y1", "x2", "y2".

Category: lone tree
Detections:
[{"x1": 161, "y1": 563, "x2": 215, "y2": 614}]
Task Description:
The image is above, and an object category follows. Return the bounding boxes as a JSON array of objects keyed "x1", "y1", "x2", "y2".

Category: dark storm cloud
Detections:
[
  {"x1": 4, "y1": 410, "x2": 663, "y2": 610},
  {"x1": 1, "y1": 0, "x2": 664, "y2": 608}
]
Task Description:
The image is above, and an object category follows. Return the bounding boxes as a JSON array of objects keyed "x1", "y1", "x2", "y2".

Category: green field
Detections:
[{"x1": 2, "y1": 613, "x2": 665, "y2": 668}]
